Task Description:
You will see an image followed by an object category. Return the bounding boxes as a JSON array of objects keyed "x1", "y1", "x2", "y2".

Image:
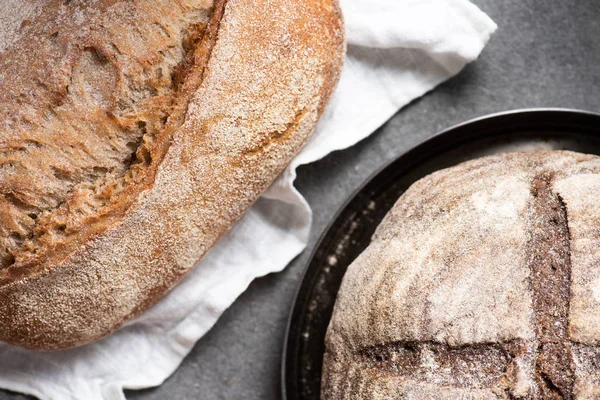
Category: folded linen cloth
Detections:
[{"x1": 0, "y1": 1, "x2": 496, "y2": 399}]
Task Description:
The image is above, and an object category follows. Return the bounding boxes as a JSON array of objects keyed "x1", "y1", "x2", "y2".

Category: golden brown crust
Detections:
[
  {"x1": 0, "y1": 0, "x2": 345, "y2": 350},
  {"x1": 0, "y1": 0, "x2": 219, "y2": 271}
]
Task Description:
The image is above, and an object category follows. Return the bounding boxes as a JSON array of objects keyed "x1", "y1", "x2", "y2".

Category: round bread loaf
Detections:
[
  {"x1": 0, "y1": 0, "x2": 344, "y2": 350},
  {"x1": 322, "y1": 151, "x2": 600, "y2": 399}
]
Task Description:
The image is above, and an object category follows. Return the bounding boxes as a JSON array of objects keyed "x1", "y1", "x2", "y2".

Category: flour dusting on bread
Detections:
[{"x1": 0, "y1": 0, "x2": 345, "y2": 350}]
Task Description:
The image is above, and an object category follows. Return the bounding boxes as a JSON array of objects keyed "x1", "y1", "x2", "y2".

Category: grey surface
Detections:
[{"x1": 2, "y1": 0, "x2": 600, "y2": 399}]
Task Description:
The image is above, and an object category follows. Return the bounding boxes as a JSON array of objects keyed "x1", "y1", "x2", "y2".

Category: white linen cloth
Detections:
[{"x1": 0, "y1": 1, "x2": 496, "y2": 399}]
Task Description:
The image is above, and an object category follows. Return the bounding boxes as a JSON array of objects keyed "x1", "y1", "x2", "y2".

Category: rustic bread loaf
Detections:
[
  {"x1": 0, "y1": 0, "x2": 344, "y2": 350},
  {"x1": 322, "y1": 151, "x2": 600, "y2": 399}
]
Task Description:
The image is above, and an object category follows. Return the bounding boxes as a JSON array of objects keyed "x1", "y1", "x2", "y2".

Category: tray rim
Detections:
[{"x1": 280, "y1": 107, "x2": 600, "y2": 399}]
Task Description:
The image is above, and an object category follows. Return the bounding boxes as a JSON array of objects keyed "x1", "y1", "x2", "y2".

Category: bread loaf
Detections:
[
  {"x1": 0, "y1": 0, "x2": 344, "y2": 350},
  {"x1": 322, "y1": 151, "x2": 600, "y2": 399}
]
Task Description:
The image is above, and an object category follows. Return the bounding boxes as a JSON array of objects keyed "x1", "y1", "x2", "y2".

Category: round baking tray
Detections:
[{"x1": 281, "y1": 108, "x2": 600, "y2": 400}]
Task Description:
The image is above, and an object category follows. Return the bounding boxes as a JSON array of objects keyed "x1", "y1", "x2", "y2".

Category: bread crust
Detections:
[
  {"x1": 322, "y1": 151, "x2": 600, "y2": 399},
  {"x1": 0, "y1": 0, "x2": 344, "y2": 350}
]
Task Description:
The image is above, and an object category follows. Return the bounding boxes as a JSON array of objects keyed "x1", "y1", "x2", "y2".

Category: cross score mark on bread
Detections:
[{"x1": 323, "y1": 151, "x2": 600, "y2": 399}]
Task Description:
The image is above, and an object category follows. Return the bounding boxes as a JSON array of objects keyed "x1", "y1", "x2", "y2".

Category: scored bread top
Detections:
[
  {"x1": 0, "y1": 0, "x2": 345, "y2": 350},
  {"x1": 0, "y1": 0, "x2": 216, "y2": 270},
  {"x1": 322, "y1": 151, "x2": 600, "y2": 399}
]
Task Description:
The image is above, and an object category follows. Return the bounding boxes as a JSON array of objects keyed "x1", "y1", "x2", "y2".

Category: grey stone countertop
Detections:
[{"x1": 2, "y1": 0, "x2": 600, "y2": 399}]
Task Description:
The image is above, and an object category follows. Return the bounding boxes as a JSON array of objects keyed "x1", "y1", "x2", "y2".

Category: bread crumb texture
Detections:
[
  {"x1": 322, "y1": 151, "x2": 600, "y2": 399},
  {"x1": 0, "y1": 0, "x2": 345, "y2": 350}
]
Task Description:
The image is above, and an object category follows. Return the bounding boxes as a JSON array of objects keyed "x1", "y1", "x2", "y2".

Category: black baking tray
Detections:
[{"x1": 281, "y1": 108, "x2": 600, "y2": 400}]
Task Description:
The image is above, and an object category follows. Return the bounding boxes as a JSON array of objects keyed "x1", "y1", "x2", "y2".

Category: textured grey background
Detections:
[{"x1": 2, "y1": 0, "x2": 600, "y2": 399}]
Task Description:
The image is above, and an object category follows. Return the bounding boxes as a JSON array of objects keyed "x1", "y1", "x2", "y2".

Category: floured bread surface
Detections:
[
  {"x1": 322, "y1": 151, "x2": 600, "y2": 399},
  {"x1": 0, "y1": 0, "x2": 216, "y2": 269},
  {"x1": 0, "y1": 0, "x2": 345, "y2": 349}
]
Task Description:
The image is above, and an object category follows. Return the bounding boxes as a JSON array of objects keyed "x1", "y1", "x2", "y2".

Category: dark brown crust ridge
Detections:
[
  {"x1": 357, "y1": 341, "x2": 517, "y2": 387},
  {"x1": 0, "y1": 0, "x2": 345, "y2": 350},
  {"x1": 528, "y1": 174, "x2": 574, "y2": 399},
  {"x1": 322, "y1": 151, "x2": 600, "y2": 399}
]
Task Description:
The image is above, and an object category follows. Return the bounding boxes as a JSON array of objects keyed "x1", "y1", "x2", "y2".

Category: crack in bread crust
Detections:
[
  {"x1": 356, "y1": 340, "x2": 522, "y2": 387},
  {"x1": 527, "y1": 174, "x2": 574, "y2": 399},
  {"x1": 0, "y1": 0, "x2": 223, "y2": 271}
]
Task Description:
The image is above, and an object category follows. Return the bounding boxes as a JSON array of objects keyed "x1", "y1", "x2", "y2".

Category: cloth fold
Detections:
[{"x1": 0, "y1": 1, "x2": 496, "y2": 398}]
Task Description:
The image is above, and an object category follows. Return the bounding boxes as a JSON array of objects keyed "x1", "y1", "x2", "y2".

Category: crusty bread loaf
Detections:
[
  {"x1": 0, "y1": 0, "x2": 344, "y2": 350},
  {"x1": 322, "y1": 151, "x2": 600, "y2": 399}
]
